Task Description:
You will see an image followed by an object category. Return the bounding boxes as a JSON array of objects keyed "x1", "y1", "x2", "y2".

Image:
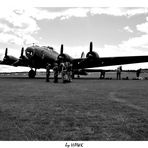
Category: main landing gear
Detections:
[{"x1": 28, "y1": 69, "x2": 36, "y2": 78}]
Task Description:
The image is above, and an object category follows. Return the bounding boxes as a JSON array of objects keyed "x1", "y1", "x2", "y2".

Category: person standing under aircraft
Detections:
[
  {"x1": 136, "y1": 68, "x2": 141, "y2": 78},
  {"x1": 46, "y1": 63, "x2": 51, "y2": 82},
  {"x1": 100, "y1": 70, "x2": 105, "y2": 79},
  {"x1": 67, "y1": 62, "x2": 72, "y2": 82},
  {"x1": 53, "y1": 63, "x2": 59, "y2": 83},
  {"x1": 61, "y1": 62, "x2": 70, "y2": 83},
  {"x1": 116, "y1": 66, "x2": 122, "y2": 80},
  {"x1": 61, "y1": 62, "x2": 67, "y2": 82},
  {"x1": 69, "y1": 63, "x2": 73, "y2": 82},
  {"x1": 60, "y1": 62, "x2": 65, "y2": 81}
]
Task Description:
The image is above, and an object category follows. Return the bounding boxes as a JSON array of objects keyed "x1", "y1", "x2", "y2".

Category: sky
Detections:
[{"x1": 1, "y1": 7, "x2": 148, "y2": 72}]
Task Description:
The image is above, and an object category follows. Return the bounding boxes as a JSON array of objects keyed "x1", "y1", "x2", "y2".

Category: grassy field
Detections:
[{"x1": 0, "y1": 73, "x2": 148, "y2": 140}]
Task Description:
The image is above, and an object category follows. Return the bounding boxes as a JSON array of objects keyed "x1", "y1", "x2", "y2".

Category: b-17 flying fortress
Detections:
[{"x1": 1, "y1": 42, "x2": 148, "y2": 79}]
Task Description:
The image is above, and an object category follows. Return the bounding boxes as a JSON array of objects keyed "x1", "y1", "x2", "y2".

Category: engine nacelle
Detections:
[
  {"x1": 57, "y1": 44, "x2": 73, "y2": 64},
  {"x1": 2, "y1": 55, "x2": 18, "y2": 65},
  {"x1": 57, "y1": 53, "x2": 73, "y2": 63},
  {"x1": 1, "y1": 48, "x2": 18, "y2": 65},
  {"x1": 86, "y1": 51, "x2": 99, "y2": 59}
]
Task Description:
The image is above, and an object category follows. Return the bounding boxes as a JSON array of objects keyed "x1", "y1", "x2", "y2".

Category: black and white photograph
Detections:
[{"x1": 0, "y1": 0, "x2": 148, "y2": 147}]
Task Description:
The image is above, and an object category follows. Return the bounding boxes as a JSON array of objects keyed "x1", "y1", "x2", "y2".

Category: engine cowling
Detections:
[
  {"x1": 1, "y1": 48, "x2": 18, "y2": 65},
  {"x1": 86, "y1": 42, "x2": 99, "y2": 59},
  {"x1": 13, "y1": 47, "x2": 29, "y2": 66},
  {"x1": 78, "y1": 42, "x2": 100, "y2": 69},
  {"x1": 57, "y1": 44, "x2": 73, "y2": 63},
  {"x1": 86, "y1": 51, "x2": 99, "y2": 59},
  {"x1": 58, "y1": 53, "x2": 72, "y2": 62}
]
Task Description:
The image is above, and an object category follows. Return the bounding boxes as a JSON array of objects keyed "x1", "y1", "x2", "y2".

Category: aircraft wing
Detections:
[
  {"x1": 83, "y1": 69, "x2": 139, "y2": 73},
  {"x1": 0, "y1": 57, "x2": 29, "y2": 67},
  {"x1": 100, "y1": 56, "x2": 148, "y2": 67},
  {"x1": 12, "y1": 57, "x2": 30, "y2": 67},
  {"x1": 0, "y1": 56, "x2": 18, "y2": 65},
  {"x1": 59, "y1": 43, "x2": 148, "y2": 69},
  {"x1": 74, "y1": 55, "x2": 148, "y2": 69},
  {"x1": 0, "y1": 47, "x2": 30, "y2": 67},
  {"x1": 83, "y1": 69, "x2": 114, "y2": 72}
]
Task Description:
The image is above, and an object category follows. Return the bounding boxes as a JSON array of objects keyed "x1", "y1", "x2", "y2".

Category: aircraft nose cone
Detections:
[{"x1": 25, "y1": 47, "x2": 35, "y2": 58}]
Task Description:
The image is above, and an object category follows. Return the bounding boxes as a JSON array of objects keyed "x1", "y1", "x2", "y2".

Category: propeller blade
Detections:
[
  {"x1": 81, "y1": 52, "x2": 85, "y2": 58},
  {"x1": 60, "y1": 44, "x2": 63, "y2": 54},
  {"x1": 90, "y1": 42, "x2": 93, "y2": 52},
  {"x1": 21, "y1": 47, "x2": 24, "y2": 57},
  {"x1": 5, "y1": 48, "x2": 8, "y2": 57}
]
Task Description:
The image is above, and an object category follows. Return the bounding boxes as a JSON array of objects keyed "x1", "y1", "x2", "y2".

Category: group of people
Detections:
[
  {"x1": 116, "y1": 66, "x2": 142, "y2": 80},
  {"x1": 60, "y1": 62, "x2": 73, "y2": 83},
  {"x1": 46, "y1": 63, "x2": 142, "y2": 81},
  {"x1": 46, "y1": 62, "x2": 73, "y2": 83},
  {"x1": 99, "y1": 66, "x2": 142, "y2": 80}
]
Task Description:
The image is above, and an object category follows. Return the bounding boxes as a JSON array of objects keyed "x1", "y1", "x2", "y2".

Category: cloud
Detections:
[
  {"x1": 120, "y1": 34, "x2": 148, "y2": 49},
  {"x1": 0, "y1": 33, "x2": 22, "y2": 45},
  {"x1": 90, "y1": 7, "x2": 148, "y2": 17},
  {"x1": 126, "y1": 8, "x2": 148, "y2": 16},
  {"x1": 0, "y1": 23, "x2": 12, "y2": 33},
  {"x1": 124, "y1": 26, "x2": 133, "y2": 33},
  {"x1": 137, "y1": 22, "x2": 148, "y2": 34},
  {"x1": 0, "y1": 8, "x2": 39, "y2": 46},
  {"x1": 0, "y1": 7, "x2": 148, "y2": 46},
  {"x1": 20, "y1": 7, "x2": 148, "y2": 22},
  {"x1": 100, "y1": 14, "x2": 148, "y2": 58},
  {"x1": 120, "y1": 18, "x2": 148, "y2": 51},
  {"x1": 60, "y1": 8, "x2": 89, "y2": 20},
  {"x1": 23, "y1": 7, "x2": 90, "y2": 20},
  {"x1": 90, "y1": 7, "x2": 125, "y2": 16},
  {"x1": 35, "y1": 7, "x2": 148, "y2": 20}
]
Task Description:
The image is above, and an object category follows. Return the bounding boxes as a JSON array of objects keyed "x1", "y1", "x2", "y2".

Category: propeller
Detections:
[
  {"x1": 90, "y1": 42, "x2": 93, "y2": 52},
  {"x1": 5, "y1": 48, "x2": 8, "y2": 57},
  {"x1": 57, "y1": 44, "x2": 64, "y2": 62},
  {"x1": 86, "y1": 42, "x2": 93, "y2": 58},
  {"x1": 81, "y1": 52, "x2": 85, "y2": 59},
  {"x1": 78, "y1": 42, "x2": 99, "y2": 69},
  {"x1": 12, "y1": 47, "x2": 26, "y2": 66},
  {"x1": 20, "y1": 47, "x2": 24, "y2": 58},
  {"x1": 60, "y1": 44, "x2": 64, "y2": 54},
  {"x1": 57, "y1": 44, "x2": 72, "y2": 63},
  {"x1": 18, "y1": 47, "x2": 26, "y2": 61},
  {"x1": 3, "y1": 48, "x2": 9, "y2": 62},
  {"x1": 1, "y1": 48, "x2": 18, "y2": 65}
]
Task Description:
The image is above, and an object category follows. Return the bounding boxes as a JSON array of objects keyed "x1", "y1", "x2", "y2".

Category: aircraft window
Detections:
[
  {"x1": 47, "y1": 46, "x2": 53, "y2": 50},
  {"x1": 27, "y1": 51, "x2": 33, "y2": 56}
]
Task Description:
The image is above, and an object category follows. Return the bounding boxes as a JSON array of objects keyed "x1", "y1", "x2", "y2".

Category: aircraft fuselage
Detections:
[{"x1": 25, "y1": 46, "x2": 59, "y2": 69}]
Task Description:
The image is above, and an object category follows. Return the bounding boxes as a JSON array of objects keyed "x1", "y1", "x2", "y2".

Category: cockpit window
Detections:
[{"x1": 26, "y1": 51, "x2": 33, "y2": 56}]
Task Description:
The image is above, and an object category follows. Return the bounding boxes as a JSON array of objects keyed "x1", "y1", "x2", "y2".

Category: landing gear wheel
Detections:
[{"x1": 28, "y1": 69, "x2": 36, "y2": 78}]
